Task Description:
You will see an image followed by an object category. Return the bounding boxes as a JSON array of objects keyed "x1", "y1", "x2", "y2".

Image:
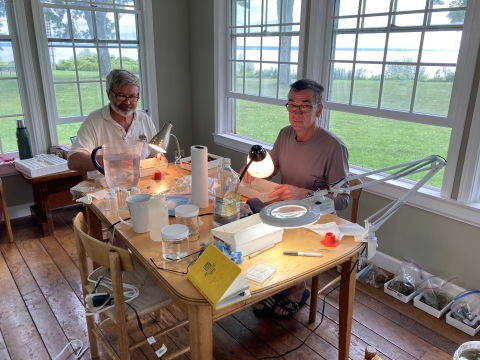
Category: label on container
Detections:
[{"x1": 214, "y1": 194, "x2": 240, "y2": 216}]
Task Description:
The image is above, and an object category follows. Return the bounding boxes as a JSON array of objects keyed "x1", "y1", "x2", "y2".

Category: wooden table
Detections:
[
  {"x1": 86, "y1": 166, "x2": 363, "y2": 360},
  {"x1": 19, "y1": 169, "x2": 84, "y2": 236}
]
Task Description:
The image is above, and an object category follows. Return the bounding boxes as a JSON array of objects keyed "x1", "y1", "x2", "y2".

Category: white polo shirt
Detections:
[{"x1": 68, "y1": 105, "x2": 158, "y2": 160}]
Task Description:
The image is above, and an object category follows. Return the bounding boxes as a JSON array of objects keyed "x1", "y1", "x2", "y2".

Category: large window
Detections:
[
  {"x1": 215, "y1": 0, "x2": 480, "y2": 208},
  {"x1": 32, "y1": 0, "x2": 156, "y2": 145},
  {"x1": 0, "y1": 0, "x2": 40, "y2": 157}
]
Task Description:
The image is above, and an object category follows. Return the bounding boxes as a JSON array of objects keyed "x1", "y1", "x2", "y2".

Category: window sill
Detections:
[
  {"x1": 0, "y1": 164, "x2": 19, "y2": 177},
  {"x1": 214, "y1": 132, "x2": 480, "y2": 228}
]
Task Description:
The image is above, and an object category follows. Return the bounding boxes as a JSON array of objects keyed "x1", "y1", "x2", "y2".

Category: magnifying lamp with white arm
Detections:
[
  {"x1": 148, "y1": 122, "x2": 182, "y2": 163},
  {"x1": 329, "y1": 155, "x2": 446, "y2": 260},
  {"x1": 259, "y1": 155, "x2": 446, "y2": 259}
]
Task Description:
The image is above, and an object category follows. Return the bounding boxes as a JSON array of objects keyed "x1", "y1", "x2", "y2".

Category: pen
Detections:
[
  {"x1": 248, "y1": 243, "x2": 275, "y2": 259},
  {"x1": 283, "y1": 251, "x2": 323, "y2": 257}
]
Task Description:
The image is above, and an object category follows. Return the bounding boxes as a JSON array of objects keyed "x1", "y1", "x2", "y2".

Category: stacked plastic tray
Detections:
[{"x1": 14, "y1": 154, "x2": 69, "y2": 177}]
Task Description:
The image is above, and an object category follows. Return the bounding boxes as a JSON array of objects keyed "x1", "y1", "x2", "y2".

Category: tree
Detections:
[
  {"x1": 278, "y1": 0, "x2": 295, "y2": 86},
  {"x1": 447, "y1": 0, "x2": 467, "y2": 24}
]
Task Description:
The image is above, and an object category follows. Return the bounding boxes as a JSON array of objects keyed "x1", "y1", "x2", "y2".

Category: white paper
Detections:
[{"x1": 305, "y1": 221, "x2": 365, "y2": 240}]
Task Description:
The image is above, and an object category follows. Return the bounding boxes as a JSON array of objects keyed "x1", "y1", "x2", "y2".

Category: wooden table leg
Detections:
[
  {"x1": 40, "y1": 182, "x2": 55, "y2": 236},
  {"x1": 309, "y1": 274, "x2": 319, "y2": 323},
  {"x1": 86, "y1": 205, "x2": 103, "y2": 240},
  {"x1": 188, "y1": 304, "x2": 212, "y2": 360},
  {"x1": 338, "y1": 254, "x2": 357, "y2": 360}
]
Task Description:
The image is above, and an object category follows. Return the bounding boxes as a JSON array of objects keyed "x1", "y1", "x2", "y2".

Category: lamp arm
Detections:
[
  {"x1": 239, "y1": 157, "x2": 255, "y2": 183},
  {"x1": 328, "y1": 155, "x2": 446, "y2": 260},
  {"x1": 170, "y1": 134, "x2": 182, "y2": 164}
]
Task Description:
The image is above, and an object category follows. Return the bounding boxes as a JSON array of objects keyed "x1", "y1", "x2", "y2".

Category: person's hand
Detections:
[
  {"x1": 239, "y1": 165, "x2": 255, "y2": 184},
  {"x1": 269, "y1": 184, "x2": 309, "y2": 200}
]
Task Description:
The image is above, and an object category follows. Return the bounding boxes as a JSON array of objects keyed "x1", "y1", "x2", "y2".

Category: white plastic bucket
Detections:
[{"x1": 453, "y1": 341, "x2": 480, "y2": 360}]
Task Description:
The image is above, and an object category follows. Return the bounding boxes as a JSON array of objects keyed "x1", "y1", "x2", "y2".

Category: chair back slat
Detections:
[{"x1": 73, "y1": 212, "x2": 134, "y2": 272}]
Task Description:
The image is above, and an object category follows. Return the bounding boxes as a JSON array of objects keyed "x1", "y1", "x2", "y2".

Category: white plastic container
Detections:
[
  {"x1": 175, "y1": 204, "x2": 199, "y2": 241},
  {"x1": 161, "y1": 224, "x2": 189, "y2": 261},
  {"x1": 149, "y1": 195, "x2": 170, "y2": 241},
  {"x1": 453, "y1": 341, "x2": 480, "y2": 359},
  {"x1": 384, "y1": 279, "x2": 416, "y2": 303},
  {"x1": 413, "y1": 293, "x2": 452, "y2": 318},
  {"x1": 446, "y1": 311, "x2": 480, "y2": 336}
]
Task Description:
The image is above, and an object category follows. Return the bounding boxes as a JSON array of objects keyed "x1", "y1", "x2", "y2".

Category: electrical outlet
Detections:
[{"x1": 175, "y1": 149, "x2": 184, "y2": 158}]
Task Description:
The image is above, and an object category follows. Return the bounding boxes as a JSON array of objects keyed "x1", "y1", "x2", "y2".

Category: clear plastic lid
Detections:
[
  {"x1": 222, "y1": 158, "x2": 231, "y2": 166},
  {"x1": 161, "y1": 224, "x2": 189, "y2": 240},
  {"x1": 244, "y1": 262, "x2": 277, "y2": 284},
  {"x1": 175, "y1": 204, "x2": 199, "y2": 217}
]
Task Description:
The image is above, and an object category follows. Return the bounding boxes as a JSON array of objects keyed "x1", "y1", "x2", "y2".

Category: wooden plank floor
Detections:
[{"x1": 0, "y1": 206, "x2": 477, "y2": 359}]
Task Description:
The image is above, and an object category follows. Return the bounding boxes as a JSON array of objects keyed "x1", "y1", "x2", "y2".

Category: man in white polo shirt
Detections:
[{"x1": 67, "y1": 69, "x2": 157, "y2": 172}]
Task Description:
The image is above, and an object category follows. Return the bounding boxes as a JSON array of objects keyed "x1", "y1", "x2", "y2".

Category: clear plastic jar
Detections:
[
  {"x1": 161, "y1": 224, "x2": 189, "y2": 261},
  {"x1": 175, "y1": 204, "x2": 199, "y2": 241}
]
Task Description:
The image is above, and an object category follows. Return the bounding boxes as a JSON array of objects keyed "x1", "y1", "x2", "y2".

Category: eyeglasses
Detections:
[
  {"x1": 109, "y1": 89, "x2": 140, "y2": 102},
  {"x1": 285, "y1": 103, "x2": 320, "y2": 113}
]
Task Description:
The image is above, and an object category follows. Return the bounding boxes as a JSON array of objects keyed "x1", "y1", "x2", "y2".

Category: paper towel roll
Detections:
[{"x1": 190, "y1": 145, "x2": 209, "y2": 208}]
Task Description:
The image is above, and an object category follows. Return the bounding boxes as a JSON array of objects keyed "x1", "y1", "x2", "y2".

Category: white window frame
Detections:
[
  {"x1": 31, "y1": 0, "x2": 158, "y2": 146},
  {"x1": 214, "y1": 0, "x2": 480, "y2": 227}
]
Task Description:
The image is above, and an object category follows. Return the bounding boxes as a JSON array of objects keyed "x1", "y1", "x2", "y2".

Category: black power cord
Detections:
[{"x1": 259, "y1": 245, "x2": 367, "y2": 360}]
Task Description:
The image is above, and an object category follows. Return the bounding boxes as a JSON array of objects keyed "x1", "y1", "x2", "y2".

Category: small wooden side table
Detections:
[
  {"x1": 18, "y1": 169, "x2": 84, "y2": 236},
  {"x1": 0, "y1": 178, "x2": 13, "y2": 242}
]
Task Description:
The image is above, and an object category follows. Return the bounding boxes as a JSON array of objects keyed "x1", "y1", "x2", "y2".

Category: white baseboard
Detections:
[{"x1": 1, "y1": 203, "x2": 34, "y2": 221}]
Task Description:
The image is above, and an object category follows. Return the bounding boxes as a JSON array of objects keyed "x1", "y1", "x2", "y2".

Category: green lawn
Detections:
[{"x1": 1, "y1": 73, "x2": 450, "y2": 187}]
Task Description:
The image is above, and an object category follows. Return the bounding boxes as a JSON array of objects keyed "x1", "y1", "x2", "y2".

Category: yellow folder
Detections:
[{"x1": 187, "y1": 244, "x2": 251, "y2": 310}]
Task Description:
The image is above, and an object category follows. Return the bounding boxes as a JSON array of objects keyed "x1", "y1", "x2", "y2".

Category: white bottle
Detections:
[{"x1": 149, "y1": 195, "x2": 170, "y2": 241}]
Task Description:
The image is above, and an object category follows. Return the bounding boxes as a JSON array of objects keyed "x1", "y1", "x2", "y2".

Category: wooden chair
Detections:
[
  {"x1": 317, "y1": 175, "x2": 363, "y2": 296},
  {"x1": 73, "y1": 212, "x2": 189, "y2": 360},
  {"x1": 0, "y1": 178, "x2": 13, "y2": 243}
]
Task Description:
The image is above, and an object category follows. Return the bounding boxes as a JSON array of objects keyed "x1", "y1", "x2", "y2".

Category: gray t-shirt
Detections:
[{"x1": 269, "y1": 126, "x2": 350, "y2": 210}]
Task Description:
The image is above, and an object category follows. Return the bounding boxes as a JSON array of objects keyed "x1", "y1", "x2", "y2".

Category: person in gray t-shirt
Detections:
[{"x1": 246, "y1": 79, "x2": 350, "y2": 319}]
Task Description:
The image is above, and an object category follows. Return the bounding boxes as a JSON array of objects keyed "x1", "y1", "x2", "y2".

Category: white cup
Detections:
[{"x1": 117, "y1": 194, "x2": 151, "y2": 233}]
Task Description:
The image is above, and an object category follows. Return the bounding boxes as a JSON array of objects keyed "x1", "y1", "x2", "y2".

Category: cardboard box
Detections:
[
  {"x1": 211, "y1": 213, "x2": 283, "y2": 256},
  {"x1": 180, "y1": 153, "x2": 223, "y2": 171},
  {"x1": 240, "y1": 178, "x2": 278, "y2": 202},
  {"x1": 414, "y1": 293, "x2": 453, "y2": 318},
  {"x1": 50, "y1": 145, "x2": 71, "y2": 159},
  {"x1": 446, "y1": 311, "x2": 480, "y2": 336},
  {"x1": 384, "y1": 279, "x2": 416, "y2": 303}
]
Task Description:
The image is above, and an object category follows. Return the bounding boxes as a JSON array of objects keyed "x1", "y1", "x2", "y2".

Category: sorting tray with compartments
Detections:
[{"x1": 14, "y1": 154, "x2": 69, "y2": 177}]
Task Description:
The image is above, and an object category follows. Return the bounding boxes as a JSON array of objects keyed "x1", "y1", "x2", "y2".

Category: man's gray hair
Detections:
[
  {"x1": 290, "y1": 79, "x2": 325, "y2": 104},
  {"x1": 106, "y1": 69, "x2": 140, "y2": 91}
]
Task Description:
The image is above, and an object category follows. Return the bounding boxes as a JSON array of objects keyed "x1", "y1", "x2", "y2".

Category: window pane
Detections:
[
  {"x1": 51, "y1": 47, "x2": 76, "y2": 81},
  {"x1": 263, "y1": 32, "x2": 279, "y2": 61},
  {"x1": 414, "y1": 66, "x2": 455, "y2": 116},
  {"x1": 421, "y1": 31, "x2": 461, "y2": 64},
  {"x1": 264, "y1": 0, "x2": 279, "y2": 25},
  {"x1": 245, "y1": 36, "x2": 261, "y2": 61},
  {"x1": 352, "y1": 64, "x2": 381, "y2": 107},
  {"x1": 246, "y1": 0, "x2": 262, "y2": 26},
  {"x1": 329, "y1": 111, "x2": 450, "y2": 188},
  {"x1": 362, "y1": 15, "x2": 388, "y2": 28},
  {"x1": 105, "y1": 47, "x2": 120, "y2": 74},
  {"x1": 337, "y1": 17, "x2": 357, "y2": 29},
  {"x1": 71, "y1": 10, "x2": 93, "y2": 39},
  {"x1": 395, "y1": 0, "x2": 425, "y2": 12},
  {"x1": 382, "y1": 65, "x2": 415, "y2": 111},
  {"x1": 76, "y1": 48, "x2": 100, "y2": 80},
  {"x1": 55, "y1": 83, "x2": 80, "y2": 116},
  {"x1": 337, "y1": 0, "x2": 359, "y2": 16},
  {"x1": 96, "y1": 11, "x2": 116, "y2": 40},
  {"x1": 333, "y1": 34, "x2": 355, "y2": 61},
  {"x1": 119, "y1": 13, "x2": 137, "y2": 41},
  {"x1": 430, "y1": 10, "x2": 465, "y2": 25},
  {"x1": 245, "y1": 62, "x2": 260, "y2": 95},
  {"x1": 232, "y1": 61, "x2": 244, "y2": 93},
  {"x1": 356, "y1": 33, "x2": 385, "y2": 61},
  {"x1": 0, "y1": 0, "x2": 9, "y2": 35},
  {"x1": 57, "y1": 122, "x2": 82, "y2": 144},
  {"x1": 0, "y1": 40, "x2": 15, "y2": 75},
  {"x1": 330, "y1": 62, "x2": 353, "y2": 103},
  {"x1": 0, "y1": 117, "x2": 18, "y2": 152},
  {"x1": 260, "y1": 64, "x2": 278, "y2": 97},
  {"x1": 235, "y1": 100, "x2": 285, "y2": 144},
  {"x1": 364, "y1": 0, "x2": 389, "y2": 14},
  {"x1": 280, "y1": 29, "x2": 298, "y2": 63},
  {"x1": 386, "y1": 32, "x2": 421, "y2": 62},
  {"x1": 121, "y1": 48, "x2": 139, "y2": 76},
  {"x1": 2, "y1": 79, "x2": 23, "y2": 115},
  {"x1": 234, "y1": 0, "x2": 245, "y2": 26},
  {"x1": 392, "y1": 13, "x2": 424, "y2": 27},
  {"x1": 80, "y1": 82, "x2": 102, "y2": 114},
  {"x1": 44, "y1": 8, "x2": 69, "y2": 39},
  {"x1": 278, "y1": 64, "x2": 296, "y2": 98}
]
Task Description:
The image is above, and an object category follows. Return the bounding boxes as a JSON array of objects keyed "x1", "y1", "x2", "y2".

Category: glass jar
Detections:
[
  {"x1": 161, "y1": 224, "x2": 189, "y2": 261},
  {"x1": 175, "y1": 204, "x2": 199, "y2": 241}
]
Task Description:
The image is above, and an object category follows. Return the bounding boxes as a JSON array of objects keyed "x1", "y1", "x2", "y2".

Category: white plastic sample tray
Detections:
[
  {"x1": 239, "y1": 178, "x2": 278, "y2": 202},
  {"x1": 15, "y1": 154, "x2": 69, "y2": 177}
]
